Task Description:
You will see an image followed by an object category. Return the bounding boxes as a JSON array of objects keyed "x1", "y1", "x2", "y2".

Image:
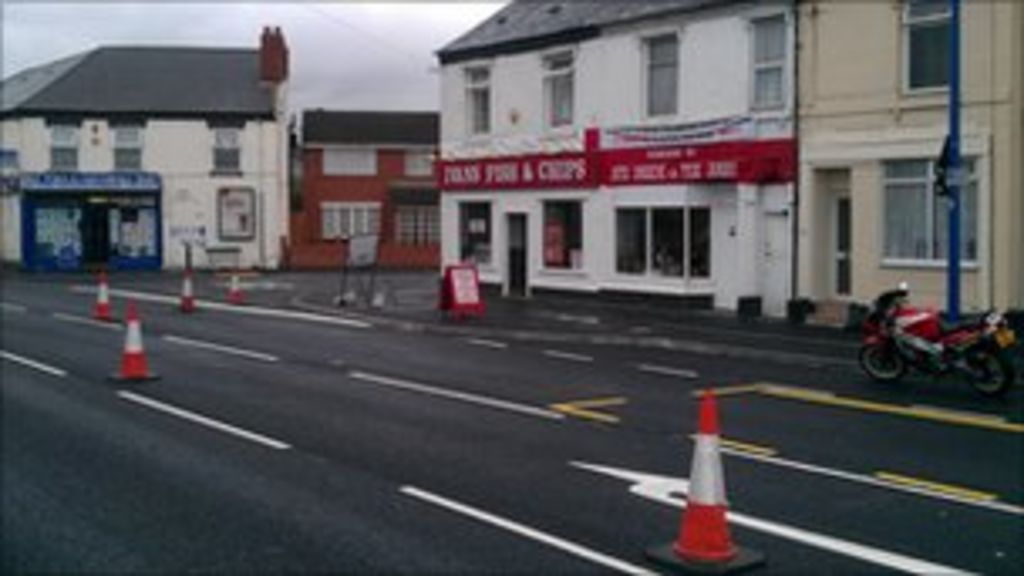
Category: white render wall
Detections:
[{"x1": 0, "y1": 110, "x2": 288, "y2": 270}]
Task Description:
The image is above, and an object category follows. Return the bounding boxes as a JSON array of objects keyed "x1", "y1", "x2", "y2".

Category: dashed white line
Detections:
[
  {"x1": 400, "y1": 486, "x2": 654, "y2": 575},
  {"x1": 117, "y1": 391, "x2": 291, "y2": 450},
  {"x1": 0, "y1": 302, "x2": 27, "y2": 313},
  {"x1": 636, "y1": 363, "x2": 699, "y2": 379},
  {"x1": 0, "y1": 350, "x2": 68, "y2": 378},
  {"x1": 162, "y1": 334, "x2": 279, "y2": 363},
  {"x1": 52, "y1": 312, "x2": 125, "y2": 331},
  {"x1": 465, "y1": 338, "x2": 509, "y2": 350},
  {"x1": 348, "y1": 370, "x2": 564, "y2": 421},
  {"x1": 542, "y1": 349, "x2": 594, "y2": 363}
]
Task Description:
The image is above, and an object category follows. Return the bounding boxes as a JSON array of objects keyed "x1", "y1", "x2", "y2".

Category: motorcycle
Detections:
[{"x1": 858, "y1": 284, "x2": 1018, "y2": 397}]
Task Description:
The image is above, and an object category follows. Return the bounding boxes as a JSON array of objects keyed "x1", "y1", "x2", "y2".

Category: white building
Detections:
[
  {"x1": 437, "y1": 0, "x2": 797, "y2": 315},
  {"x1": 0, "y1": 27, "x2": 290, "y2": 271}
]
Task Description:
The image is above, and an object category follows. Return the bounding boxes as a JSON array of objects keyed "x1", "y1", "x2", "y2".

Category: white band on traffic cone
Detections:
[
  {"x1": 98, "y1": 282, "x2": 109, "y2": 304},
  {"x1": 125, "y1": 320, "x2": 144, "y2": 354},
  {"x1": 688, "y1": 433, "x2": 727, "y2": 507},
  {"x1": 183, "y1": 275, "x2": 193, "y2": 297}
]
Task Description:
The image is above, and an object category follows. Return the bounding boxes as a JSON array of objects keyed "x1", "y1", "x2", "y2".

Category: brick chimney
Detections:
[{"x1": 260, "y1": 26, "x2": 289, "y2": 84}]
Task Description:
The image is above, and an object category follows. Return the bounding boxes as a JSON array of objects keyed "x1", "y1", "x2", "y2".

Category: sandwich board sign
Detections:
[{"x1": 439, "y1": 263, "x2": 484, "y2": 318}]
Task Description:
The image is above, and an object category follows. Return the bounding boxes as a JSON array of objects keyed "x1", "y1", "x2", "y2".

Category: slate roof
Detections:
[
  {"x1": 302, "y1": 110, "x2": 438, "y2": 146},
  {"x1": 438, "y1": 0, "x2": 745, "y2": 64},
  {"x1": 1, "y1": 46, "x2": 273, "y2": 118}
]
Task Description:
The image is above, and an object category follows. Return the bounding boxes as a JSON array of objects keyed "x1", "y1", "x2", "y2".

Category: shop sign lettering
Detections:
[{"x1": 439, "y1": 154, "x2": 593, "y2": 190}]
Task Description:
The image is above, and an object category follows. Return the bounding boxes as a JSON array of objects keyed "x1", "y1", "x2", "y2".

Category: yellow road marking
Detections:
[
  {"x1": 550, "y1": 397, "x2": 626, "y2": 425},
  {"x1": 754, "y1": 383, "x2": 1024, "y2": 434},
  {"x1": 692, "y1": 384, "x2": 764, "y2": 397},
  {"x1": 719, "y1": 437, "x2": 778, "y2": 457},
  {"x1": 874, "y1": 472, "x2": 998, "y2": 502}
]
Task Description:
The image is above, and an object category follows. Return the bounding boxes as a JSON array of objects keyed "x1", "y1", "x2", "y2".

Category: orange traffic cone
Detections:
[
  {"x1": 109, "y1": 302, "x2": 159, "y2": 382},
  {"x1": 180, "y1": 269, "x2": 196, "y2": 313},
  {"x1": 93, "y1": 270, "x2": 114, "y2": 321},
  {"x1": 646, "y1": 390, "x2": 764, "y2": 573},
  {"x1": 227, "y1": 273, "x2": 245, "y2": 305}
]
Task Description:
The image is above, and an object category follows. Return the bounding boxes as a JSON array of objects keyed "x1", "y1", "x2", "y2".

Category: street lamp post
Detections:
[{"x1": 946, "y1": 0, "x2": 962, "y2": 322}]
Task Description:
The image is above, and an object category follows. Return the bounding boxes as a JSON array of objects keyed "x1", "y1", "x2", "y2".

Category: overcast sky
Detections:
[{"x1": 1, "y1": 2, "x2": 506, "y2": 114}]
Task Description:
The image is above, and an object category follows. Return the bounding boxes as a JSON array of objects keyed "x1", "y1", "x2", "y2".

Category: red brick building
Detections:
[{"x1": 288, "y1": 110, "x2": 439, "y2": 269}]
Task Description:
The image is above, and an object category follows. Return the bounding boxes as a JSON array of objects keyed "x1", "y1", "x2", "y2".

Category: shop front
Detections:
[{"x1": 20, "y1": 172, "x2": 162, "y2": 271}]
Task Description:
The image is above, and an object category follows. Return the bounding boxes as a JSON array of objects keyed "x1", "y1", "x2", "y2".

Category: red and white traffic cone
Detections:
[
  {"x1": 646, "y1": 390, "x2": 764, "y2": 573},
  {"x1": 109, "y1": 301, "x2": 159, "y2": 382},
  {"x1": 93, "y1": 270, "x2": 114, "y2": 322},
  {"x1": 180, "y1": 269, "x2": 196, "y2": 313},
  {"x1": 227, "y1": 273, "x2": 245, "y2": 305}
]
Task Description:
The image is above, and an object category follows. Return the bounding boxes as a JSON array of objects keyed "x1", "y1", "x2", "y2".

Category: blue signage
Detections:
[{"x1": 21, "y1": 171, "x2": 162, "y2": 193}]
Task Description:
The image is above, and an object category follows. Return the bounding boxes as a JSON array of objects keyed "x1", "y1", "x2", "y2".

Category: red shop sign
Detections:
[
  {"x1": 601, "y1": 138, "x2": 795, "y2": 185},
  {"x1": 439, "y1": 152, "x2": 595, "y2": 191}
]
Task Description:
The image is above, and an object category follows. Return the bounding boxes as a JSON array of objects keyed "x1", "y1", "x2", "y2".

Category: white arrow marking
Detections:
[{"x1": 570, "y1": 461, "x2": 974, "y2": 576}]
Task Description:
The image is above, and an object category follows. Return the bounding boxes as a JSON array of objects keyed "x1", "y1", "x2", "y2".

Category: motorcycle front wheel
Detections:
[
  {"x1": 859, "y1": 344, "x2": 907, "y2": 382},
  {"x1": 966, "y1": 350, "x2": 1016, "y2": 397}
]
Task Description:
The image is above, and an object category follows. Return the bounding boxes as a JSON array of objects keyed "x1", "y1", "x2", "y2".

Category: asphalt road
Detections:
[{"x1": 2, "y1": 276, "x2": 1022, "y2": 574}]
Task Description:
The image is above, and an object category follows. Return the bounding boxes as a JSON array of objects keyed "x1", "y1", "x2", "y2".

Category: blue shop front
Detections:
[{"x1": 20, "y1": 172, "x2": 163, "y2": 271}]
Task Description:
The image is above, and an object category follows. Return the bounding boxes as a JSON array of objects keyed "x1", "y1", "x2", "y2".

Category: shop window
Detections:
[
  {"x1": 459, "y1": 202, "x2": 491, "y2": 264},
  {"x1": 904, "y1": 0, "x2": 950, "y2": 91},
  {"x1": 396, "y1": 205, "x2": 440, "y2": 245},
  {"x1": 616, "y1": 209, "x2": 647, "y2": 274},
  {"x1": 883, "y1": 158, "x2": 976, "y2": 262},
  {"x1": 218, "y1": 187, "x2": 256, "y2": 240},
  {"x1": 324, "y1": 148, "x2": 377, "y2": 176},
  {"x1": 404, "y1": 150, "x2": 434, "y2": 177},
  {"x1": 465, "y1": 67, "x2": 491, "y2": 135},
  {"x1": 543, "y1": 51, "x2": 574, "y2": 128},
  {"x1": 645, "y1": 34, "x2": 678, "y2": 117},
  {"x1": 751, "y1": 15, "x2": 786, "y2": 109},
  {"x1": 50, "y1": 125, "x2": 79, "y2": 171},
  {"x1": 321, "y1": 202, "x2": 380, "y2": 240},
  {"x1": 34, "y1": 205, "x2": 82, "y2": 263},
  {"x1": 113, "y1": 126, "x2": 143, "y2": 171},
  {"x1": 616, "y1": 206, "x2": 712, "y2": 278},
  {"x1": 109, "y1": 203, "x2": 158, "y2": 258},
  {"x1": 213, "y1": 128, "x2": 241, "y2": 173},
  {"x1": 543, "y1": 201, "x2": 583, "y2": 269}
]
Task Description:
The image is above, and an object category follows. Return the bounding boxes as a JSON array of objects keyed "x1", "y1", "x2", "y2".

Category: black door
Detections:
[
  {"x1": 507, "y1": 214, "x2": 527, "y2": 297},
  {"x1": 80, "y1": 202, "x2": 110, "y2": 266}
]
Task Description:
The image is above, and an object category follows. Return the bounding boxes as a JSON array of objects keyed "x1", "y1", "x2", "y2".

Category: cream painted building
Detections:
[{"x1": 797, "y1": 0, "x2": 1023, "y2": 314}]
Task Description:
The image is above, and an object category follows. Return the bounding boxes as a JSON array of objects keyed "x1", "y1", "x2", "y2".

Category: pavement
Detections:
[{"x1": 2, "y1": 269, "x2": 1022, "y2": 574}]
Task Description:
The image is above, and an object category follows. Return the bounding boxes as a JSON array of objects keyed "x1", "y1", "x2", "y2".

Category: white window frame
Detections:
[
  {"x1": 213, "y1": 127, "x2": 242, "y2": 173},
  {"x1": 320, "y1": 201, "x2": 381, "y2": 241},
  {"x1": 641, "y1": 31, "x2": 681, "y2": 119},
  {"x1": 541, "y1": 49, "x2": 575, "y2": 129},
  {"x1": 902, "y1": 0, "x2": 952, "y2": 94},
  {"x1": 395, "y1": 205, "x2": 440, "y2": 246},
  {"x1": 323, "y1": 147, "x2": 378, "y2": 176},
  {"x1": 749, "y1": 13, "x2": 788, "y2": 111},
  {"x1": 113, "y1": 125, "x2": 144, "y2": 171},
  {"x1": 403, "y1": 149, "x2": 434, "y2": 177},
  {"x1": 464, "y1": 65, "x2": 492, "y2": 136},
  {"x1": 881, "y1": 158, "x2": 978, "y2": 266},
  {"x1": 49, "y1": 124, "x2": 79, "y2": 171}
]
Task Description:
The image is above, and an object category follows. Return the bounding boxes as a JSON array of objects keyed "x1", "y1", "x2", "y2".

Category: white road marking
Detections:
[
  {"x1": 70, "y1": 286, "x2": 372, "y2": 329},
  {"x1": 465, "y1": 338, "x2": 509, "y2": 350},
  {"x1": 542, "y1": 349, "x2": 594, "y2": 363},
  {"x1": 720, "y1": 447, "x2": 1024, "y2": 516},
  {"x1": 348, "y1": 370, "x2": 564, "y2": 421},
  {"x1": 117, "y1": 391, "x2": 291, "y2": 450},
  {"x1": 52, "y1": 312, "x2": 124, "y2": 331},
  {"x1": 553, "y1": 313, "x2": 601, "y2": 326},
  {"x1": 162, "y1": 334, "x2": 279, "y2": 363},
  {"x1": 636, "y1": 363, "x2": 698, "y2": 379},
  {"x1": 400, "y1": 486, "x2": 654, "y2": 575},
  {"x1": 0, "y1": 350, "x2": 68, "y2": 378},
  {"x1": 1, "y1": 302, "x2": 27, "y2": 313},
  {"x1": 572, "y1": 462, "x2": 974, "y2": 575}
]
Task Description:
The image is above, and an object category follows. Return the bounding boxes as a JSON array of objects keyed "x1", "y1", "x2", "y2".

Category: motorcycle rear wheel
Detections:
[
  {"x1": 967, "y1": 351, "x2": 1016, "y2": 397},
  {"x1": 859, "y1": 344, "x2": 906, "y2": 382}
]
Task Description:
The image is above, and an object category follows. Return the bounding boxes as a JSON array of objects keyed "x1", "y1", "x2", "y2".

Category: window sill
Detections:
[
  {"x1": 539, "y1": 267, "x2": 587, "y2": 278},
  {"x1": 881, "y1": 258, "x2": 979, "y2": 271}
]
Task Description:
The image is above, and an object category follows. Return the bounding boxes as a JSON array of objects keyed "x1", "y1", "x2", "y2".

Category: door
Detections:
[
  {"x1": 834, "y1": 196, "x2": 852, "y2": 296},
  {"x1": 507, "y1": 214, "x2": 527, "y2": 297},
  {"x1": 80, "y1": 202, "x2": 110, "y2": 266},
  {"x1": 760, "y1": 210, "x2": 791, "y2": 316}
]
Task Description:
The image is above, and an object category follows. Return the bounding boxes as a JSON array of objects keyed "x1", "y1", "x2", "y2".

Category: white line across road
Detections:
[
  {"x1": 0, "y1": 350, "x2": 68, "y2": 378},
  {"x1": 465, "y1": 338, "x2": 509, "y2": 350},
  {"x1": 117, "y1": 391, "x2": 291, "y2": 450},
  {"x1": 542, "y1": 349, "x2": 594, "y2": 363},
  {"x1": 70, "y1": 286, "x2": 372, "y2": 329},
  {"x1": 52, "y1": 312, "x2": 125, "y2": 331},
  {"x1": 1, "y1": 301, "x2": 27, "y2": 313},
  {"x1": 348, "y1": 370, "x2": 565, "y2": 421},
  {"x1": 636, "y1": 363, "x2": 699, "y2": 379},
  {"x1": 400, "y1": 486, "x2": 654, "y2": 575},
  {"x1": 162, "y1": 334, "x2": 280, "y2": 363}
]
